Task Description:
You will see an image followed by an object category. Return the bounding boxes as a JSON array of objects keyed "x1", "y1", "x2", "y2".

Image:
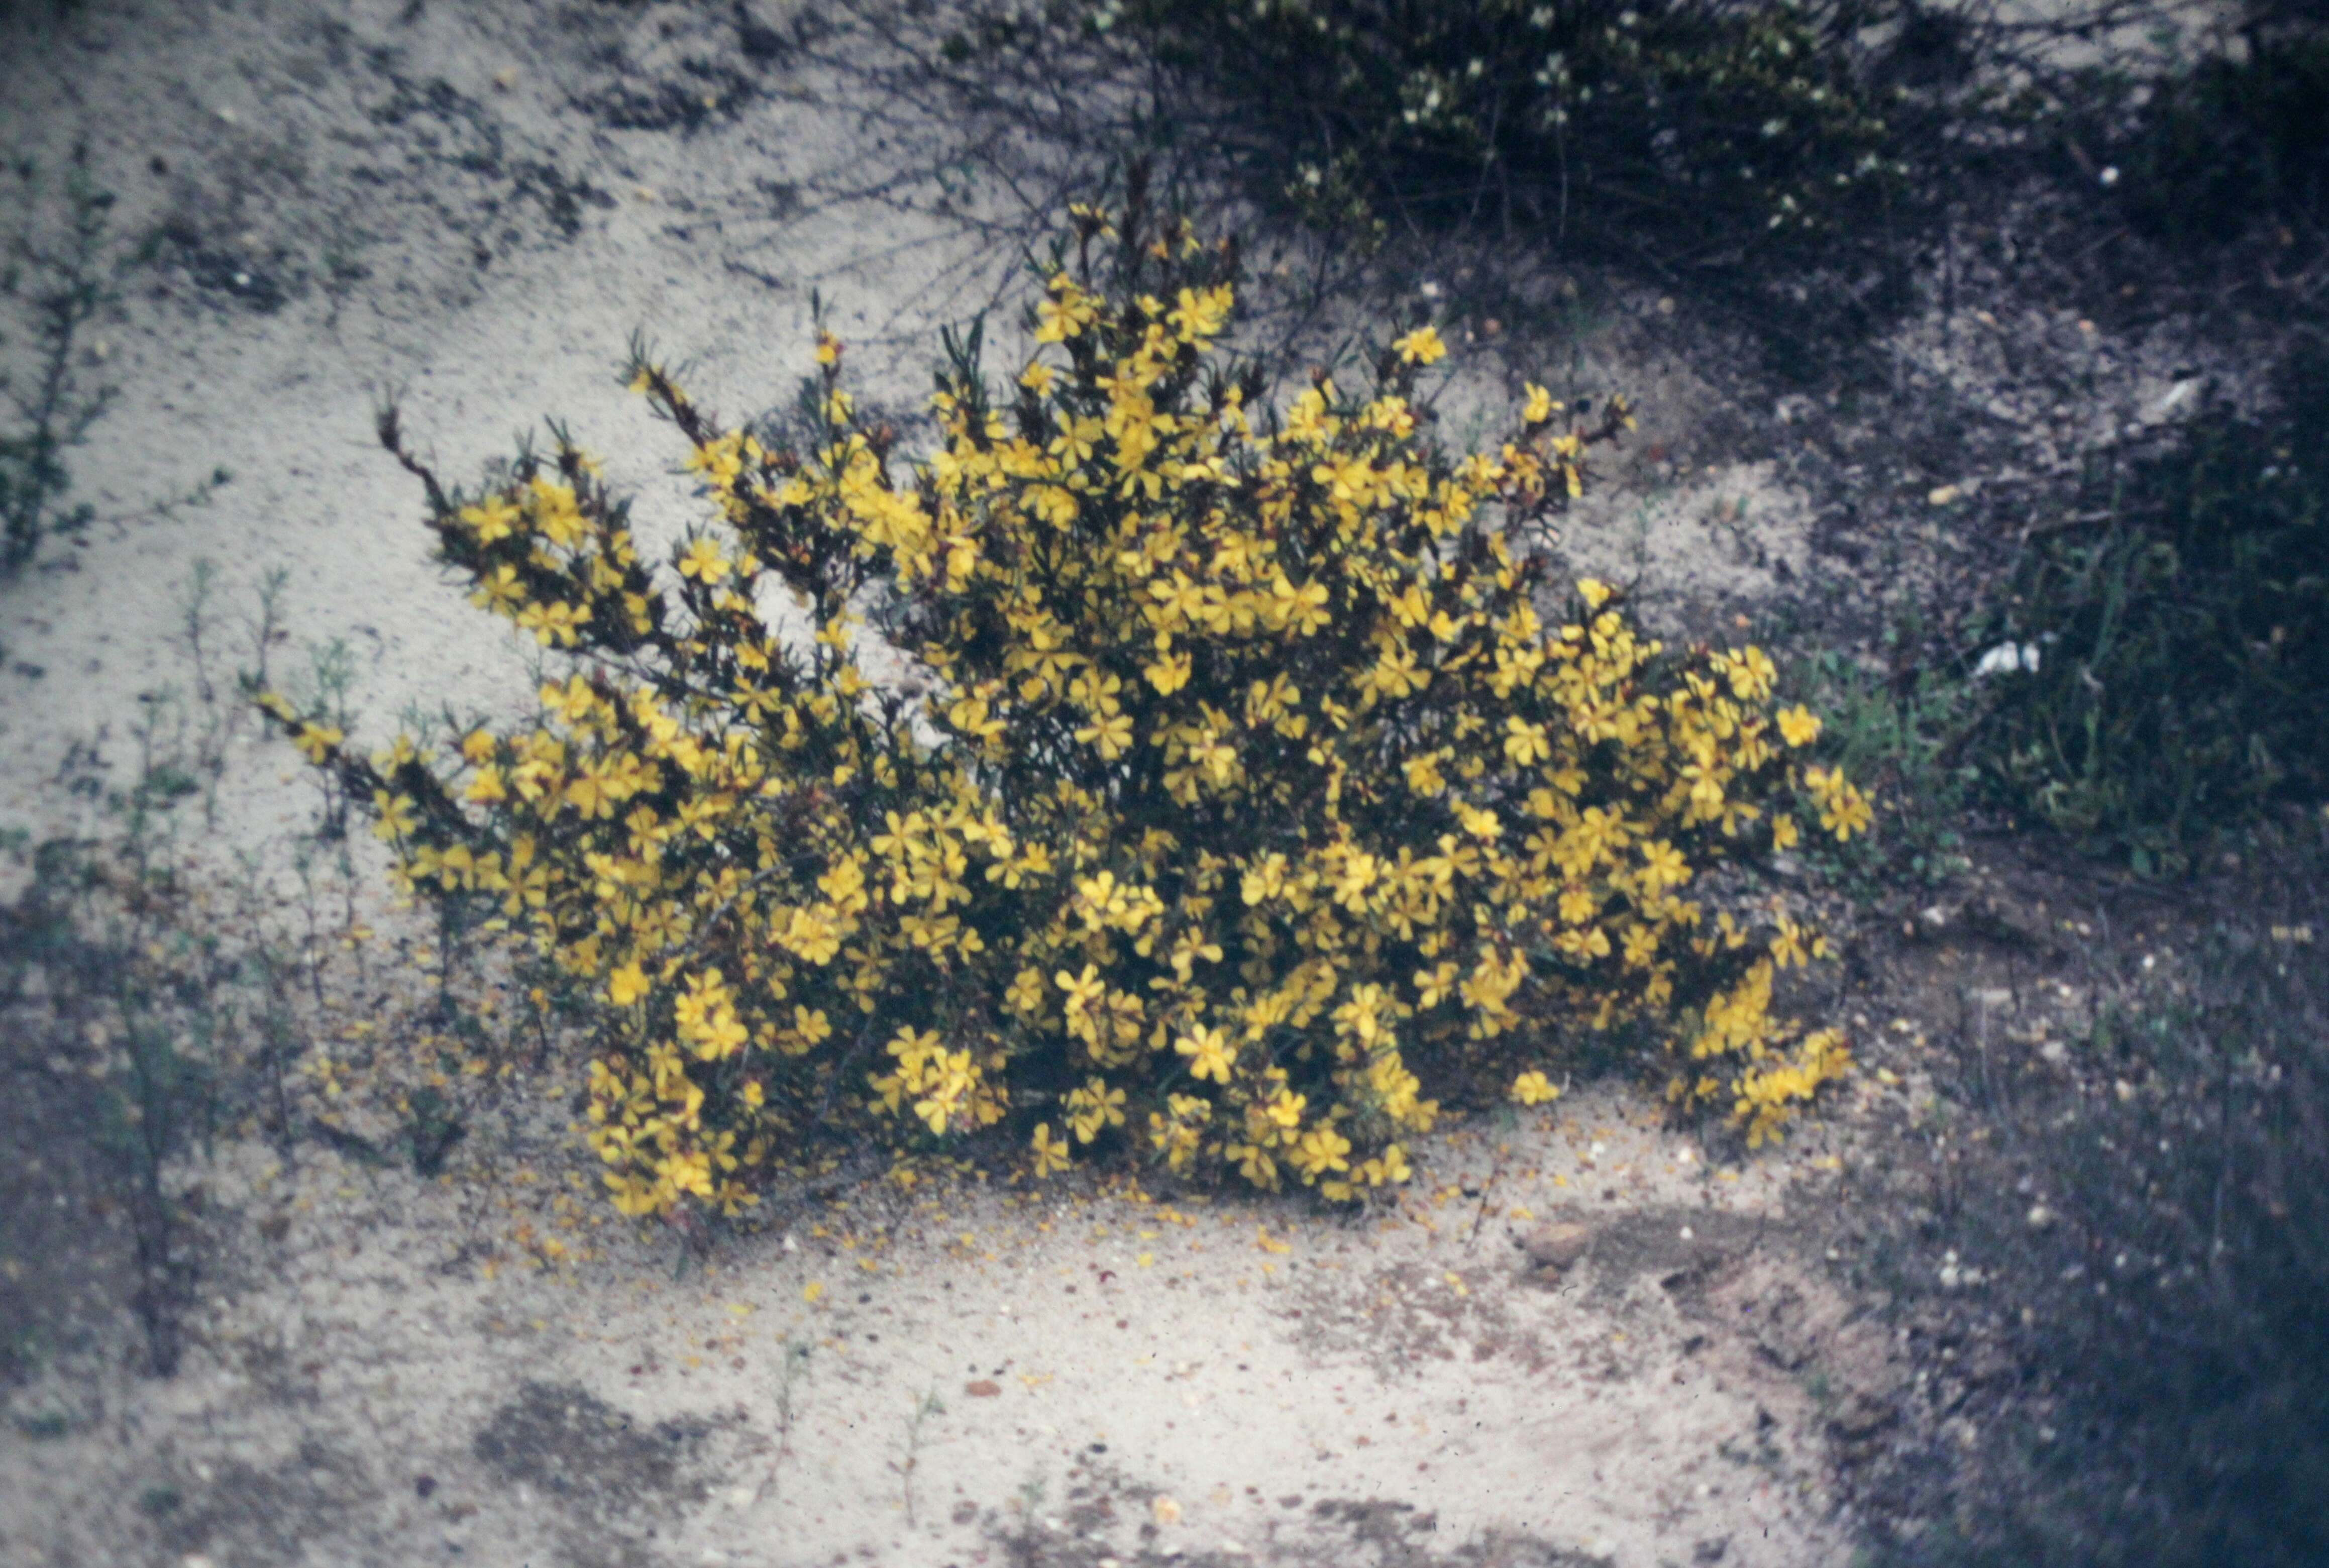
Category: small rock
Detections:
[
  {"x1": 964, "y1": 1379, "x2": 1001, "y2": 1398},
  {"x1": 1517, "y1": 1221, "x2": 1593, "y2": 1272}
]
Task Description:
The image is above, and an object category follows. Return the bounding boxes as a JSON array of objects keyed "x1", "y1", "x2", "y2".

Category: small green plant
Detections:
[
  {"x1": 1, "y1": 148, "x2": 117, "y2": 579},
  {"x1": 399, "y1": 1084, "x2": 468, "y2": 1177},
  {"x1": 768, "y1": 1335, "x2": 813, "y2": 1496},
  {"x1": 1791, "y1": 647, "x2": 1975, "y2": 894},
  {"x1": 895, "y1": 1383, "x2": 946, "y2": 1524},
  {"x1": 1, "y1": 148, "x2": 229, "y2": 586},
  {"x1": 0, "y1": 567, "x2": 463, "y2": 1376},
  {"x1": 0, "y1": 558, "x2": 290, "y2": 1372},
  {"x1": 2, "y1": 820, "x2": 231, "y2": 1376}
]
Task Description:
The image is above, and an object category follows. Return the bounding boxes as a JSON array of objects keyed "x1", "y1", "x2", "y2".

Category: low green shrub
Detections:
[
  {"x1": 1, "y1": 149, "x2": 117, "y2": 581},
  {"x1": 1, "y1": 825, "x2": 233, "y2": 1379},
  {"x1": 1, "y1": 148, "x2": 230, "y2": 592}
]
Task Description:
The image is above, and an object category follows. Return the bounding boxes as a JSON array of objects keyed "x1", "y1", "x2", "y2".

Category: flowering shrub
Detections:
[{"x1": 258, "y1": 206, "x2": 1864, "y2": 1219}]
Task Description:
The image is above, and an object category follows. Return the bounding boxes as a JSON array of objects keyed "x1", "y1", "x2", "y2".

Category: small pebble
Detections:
[{"x1": 1519, "y1": 1221, "x2": 1593, "y2": 1271}]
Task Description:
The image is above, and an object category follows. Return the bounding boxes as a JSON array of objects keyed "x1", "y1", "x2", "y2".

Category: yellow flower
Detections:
[
  {"x1": 678, "y1": 537, "x2": 731, "y2": 583},
  {"x1": 1824, "y1": 787, "x2": 1874, "y2": 841},
  {"x1": 1030, "y1": 1122, "x2": 1071, "y2": 1178},
  {"x1": 1392, "y1": 326, "x2": 1447, "y2": 366},
  {"x1": 1776, "y1": 705, "x2": 1823, "y2": 748},
  {"x1": 370, "y1": 791, "x2": 417, "y2": 841},
  {"x1": 1067, "y1": 1077, "x2": 1127, "y2": 1142},
  {"x1": 1004, "y1": 968, "x2": 1047, "y2": 1016},
  {"x1": 293, "y1": 722, "x2": 343, "y2": 764},
  {"x1": 1054, "y1": 964, "x2": 1106, "y2": 1016},
  {"x1": 1511, "y1": 1070, "x2": 1561, "y2": 1106},
  {"x1": 460, "y1": 495, "x2": 521, "y2": 544},
  {"x1": 1074, "y1": 711, "x2": 1134, "y2": 759},
  {"x1": 1174, "y1": 1025, "x2": 1235, "y2": 1085},
  {"x1": 608, "y1": 963, "x2": 649, "y2": 1007},
  {"x1": 1504, "y1": 715, "x2": 1551, "y2": 766},
  {"x1": 1365, "y1": 1144, "x2": 1413, "y2": 1186},
  {"x1": 1638, "y1": 840, "x2": 1689, "y2": 893},
  {"x1": 1144, "y1": 651, "x2": 1192, "y2": 695},
  {"x1": 1292, "y1": 1125, "x2": 1351, "y2": 1180}
]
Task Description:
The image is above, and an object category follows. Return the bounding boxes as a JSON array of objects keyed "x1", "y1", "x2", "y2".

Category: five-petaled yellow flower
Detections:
[
  {"x1": 678, "y1": 537, "x2": 730, "y2": 583},
  {"x1": 1511, "y1": 1070, "x2": 1561, "y2": 1106},
  {"x1": 1776, "y1": 705, "x2": 1823, "y2": 748},
  {"x1": 1175, "y1": 1025, "x2": 1235, "y2": 1085},
  {"x1": 1393, "y1": 326, "x2": 1447, "y2": 366}
]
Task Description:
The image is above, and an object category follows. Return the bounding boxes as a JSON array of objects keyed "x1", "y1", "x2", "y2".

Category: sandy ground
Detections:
[
  {"x1": 0, "y1": 3, "x2": 1921, "y2": 1564},
  {"x1": 6, "y1": 1073, "x2": 1907, "y2": 1568}
]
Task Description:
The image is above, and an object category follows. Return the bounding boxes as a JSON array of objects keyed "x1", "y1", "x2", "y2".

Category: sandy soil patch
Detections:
[{"x1": 4, "y1": 1078, "x2": 1897, "y2": 1567}]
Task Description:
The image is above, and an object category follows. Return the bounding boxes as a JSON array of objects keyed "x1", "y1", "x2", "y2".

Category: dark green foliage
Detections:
[
  {"x1": 1121, "y1": 0, "x2": 1932, "y2": 360},
  {"x1": 1, "y1": 836, "x2": 223, "y2": 1377},
  {"x1": 1, "y1": 149, "x2": 230, "y2": 591},
  {"x1": 1, "y1": 149, "x2": 116, "y2": 579},
  {"x1": 2107, "y1": 26, "x2": 2329, "y2": 261},
  {"x1": 1790, "y1": 648, "x2": 1974, "y2": 892},
  {"x1": 401, "y1": 1084, "x2": 466, "y2": 1178},
  {"x1": 1973, "y1": 354, "x2": 2328, "y2": 871}
]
